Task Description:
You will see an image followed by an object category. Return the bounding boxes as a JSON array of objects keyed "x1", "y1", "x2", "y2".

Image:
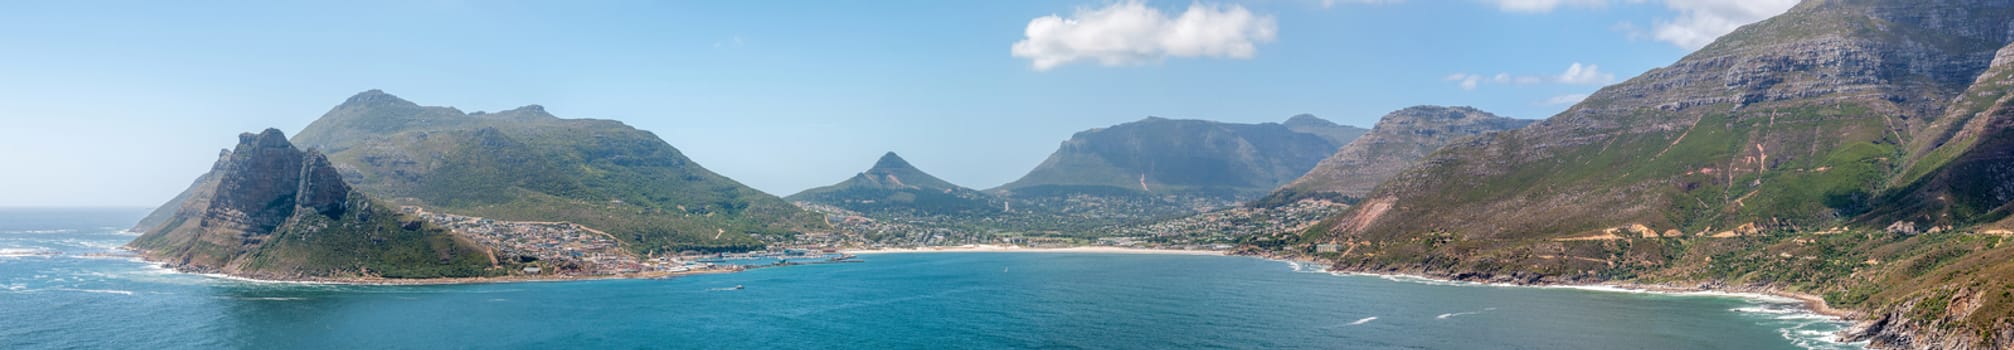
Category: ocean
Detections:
[{"x1": 0, "y1": 208, "x2": 1863, "y2": 349}]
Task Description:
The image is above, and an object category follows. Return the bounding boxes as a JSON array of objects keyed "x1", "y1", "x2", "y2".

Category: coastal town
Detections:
[
  {"x1": 401, "y1": 206, "x2": 860, "y2": 277},
  {"x1": 788, "y1": 198, "x2": 1343, "y2": 253}
]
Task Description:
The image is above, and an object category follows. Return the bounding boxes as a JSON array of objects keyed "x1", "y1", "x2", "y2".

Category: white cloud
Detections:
[
  {"x1": 1554, "y1": 62, "x2": 1613, "y2": 84},
  {"x1": 1323, "y1": 0, "x2": 1405, "y2": 8},
  {"x1": 1011, "y1": 1, "x2": 1278, "y2": 71},
  {"x1": 1483, "y1": 0, "x2": 1796, "y2": 50},
  {"x1": 1651, "y1": 0, "x2": 1798, "y2": 50},
  {"x1": 1543, "y1": 93, "x2": 1591, "y2": 105},
  {"x1": 1446, "y1": 62, "x2": 1613, "y2": 90},
  {"x1": 1445, "y1": 73, "x2": 1483, "y2": 90},
  {"x1": 1486, "y1": 0, "x2": 1607, "y2": 13}
]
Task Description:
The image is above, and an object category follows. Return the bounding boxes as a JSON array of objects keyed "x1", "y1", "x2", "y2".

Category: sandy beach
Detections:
[{"x1": 846, "y1": 244, "x2": 1225, "y2": 256}]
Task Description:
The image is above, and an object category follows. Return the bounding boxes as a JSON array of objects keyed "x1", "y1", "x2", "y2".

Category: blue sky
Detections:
[{"x1": 0, "y1": 0, "x2": 1795, "y2": 207}]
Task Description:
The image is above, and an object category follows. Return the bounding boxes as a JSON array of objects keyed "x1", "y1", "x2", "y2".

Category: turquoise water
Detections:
[{"x1": 1, "y1": 209, "x2": 1863, "y2": 349}]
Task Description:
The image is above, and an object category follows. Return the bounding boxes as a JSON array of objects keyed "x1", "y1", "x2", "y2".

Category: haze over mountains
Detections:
[{"x1": 996, "y1": 116, "x2": 1365, "y2": 200}]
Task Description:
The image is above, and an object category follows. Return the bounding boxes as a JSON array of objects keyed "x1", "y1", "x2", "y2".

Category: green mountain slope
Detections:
[
  {"x1": 128, "y1": 129, "x2": 495, "y2": 280},
  {"x1": 1864, "y1": 41, "x2": 2014, "y2": 231},
  {"x1": 788, "y1": 152, "x2": 1002, "y2": 216},
  {"x1": 1322, "y1": 0, "x2": 2012, "y2": 241},
  {"x1": 1275, "y1": 1, "x2": 2014, "y2": 348},
  {"x1": 292, "y1": 90, "x2": 821, "y2": 253},
  {"x1": 1258, "y1": 106, "x2": 1530, "y2": 207}
]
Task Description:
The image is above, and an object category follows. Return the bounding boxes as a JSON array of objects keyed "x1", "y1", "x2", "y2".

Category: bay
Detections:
[{"x1": 0, "y1": 209, "x2": 1860, "y2": 349}]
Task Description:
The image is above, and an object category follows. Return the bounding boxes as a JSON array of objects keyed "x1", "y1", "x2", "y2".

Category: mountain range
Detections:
[
  {"x1": 996, "y1": 116, "x2": 1364, "y2": 200},
  {"x1": 1291, "y1": 1, "x2": 2014, "y2": 348}
]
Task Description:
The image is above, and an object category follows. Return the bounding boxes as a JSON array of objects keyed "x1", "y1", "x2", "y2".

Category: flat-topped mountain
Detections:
[
  {"x1": 128, "y1": 129, "x2": 493, "y2": 280},
  {"x1": 295, "y1": 90, "x2": 820, "y2": 254},
  {"x1": 788, "y1": 152, "x2": 1001, "y2": 216},
  {"x1": 1291, "y1": 1, "x2": 2014, "y2": 348},
  {"x1": 996, "y1": 115, "x2": 1365, "y2": 198},
  {"x1": 1259, "y1": 106, "x2": 1529, "y2": 207}
]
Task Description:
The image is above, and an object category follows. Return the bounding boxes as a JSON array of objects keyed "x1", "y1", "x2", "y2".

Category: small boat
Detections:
[{"x1": 733, "y1": 285, "x2": 744, "y2": 290}]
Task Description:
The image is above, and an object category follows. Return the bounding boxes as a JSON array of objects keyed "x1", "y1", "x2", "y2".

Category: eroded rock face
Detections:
[
  {"x1": 1265, "y1": 106, "x2": 1530, "y2": 205},
  {"x1": 126, "y1": 128, "x2": 488, "y2": 280},
  {"x1": 207, "y1": 129, "x2": 310, "y2": 236},
  {"x1": 131, "y1": 129, "x2": 346, "y2": 266},
  {"x1": 294, "y1": 150, "x2": 352, "y2": 219}
]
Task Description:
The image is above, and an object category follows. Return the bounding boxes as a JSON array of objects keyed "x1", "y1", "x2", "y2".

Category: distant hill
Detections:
[
  {"x1": 289, "y1": 90, "x2": 821, "y2": 254},
  {"x1": 788, "y1": 152, "x2": 1002, "y2": 216},
  {"x1": 128, "y1": 129, "x2": 494, "y2": 280},
  {"x1": 1283, "y1": 114, "x2": 1370, "y2": 147},
  {"x1": 996, "y1": 115, "x2": 1365, "y2": 199},
  {"x1": 1257, "y1": 106, "x2": 1530, "y2": 207}
]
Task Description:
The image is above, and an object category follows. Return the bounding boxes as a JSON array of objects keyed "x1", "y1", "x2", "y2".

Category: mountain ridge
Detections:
[
  {"x1": 995, "y1": 115, "x2": 1365, "y2": 198},
  {"x1": 1279, "y1": 1, "x2": 2014, "y2": 348}
]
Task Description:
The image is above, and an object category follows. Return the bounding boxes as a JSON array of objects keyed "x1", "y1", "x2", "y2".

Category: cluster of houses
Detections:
[
  {"x1": 1094, "y1": 200, "x2": 1346, "y2": 244},
  {"x1": 400, "y1": 206, "x2": 700, "y2": 275}
]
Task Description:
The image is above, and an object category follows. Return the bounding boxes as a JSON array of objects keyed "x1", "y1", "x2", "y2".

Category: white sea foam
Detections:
[
  {"x1": 239, "y1": 297, "x2": 306, "y2": 301},
  {"x1": 0, "y1": 248, "x2": 60, "y2": 257},
  {"x1": 1345, "y1": 317, "x2": 1377, "y2": 326},
  {"x1": 6, "y1": 229, "x2": 78, "y2": 234},
  {"x1": 1435, "y1": 307, "x2": 1495, "y2": 319},
  {"x1": 57, "y1": 288, "x2": 135, "y2": 296},
  {"x1": 1297, "y1": 266, "x2": 1864, "y2": 349}
]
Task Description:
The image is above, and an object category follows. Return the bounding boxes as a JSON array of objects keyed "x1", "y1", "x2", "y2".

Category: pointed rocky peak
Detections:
[
  {"x1": 239, "y1": 128, "x2": 294, "y2": 149},
  {"x1": 861, "y1": 152, "x2": 960, "y2": 190},
  {"x1": 870, "y1": 152, "x2": 916, "y2": 171}
]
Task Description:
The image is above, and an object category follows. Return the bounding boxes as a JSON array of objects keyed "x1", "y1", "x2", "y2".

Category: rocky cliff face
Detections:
[
  {"x1": 127, "y1": 129, "x2": 492, "y2": 280},
  {"x1": 1261, "y1": 106, "x2": 1530, "y2": 206}
]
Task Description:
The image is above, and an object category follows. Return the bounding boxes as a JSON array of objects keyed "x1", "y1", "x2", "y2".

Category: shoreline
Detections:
[
  {"x1": 844, "y1": 244, "x2": 1225, "y2": 256},
  {"x1": 134, "y1": 245, "x2": 1226, "y2": 286},
  {"x1": 159, "y1": 262, "x2": 742, "y2": 286},
  {"x1": 1252, "y1": 253, "x2": 1871, "y2": 347}
]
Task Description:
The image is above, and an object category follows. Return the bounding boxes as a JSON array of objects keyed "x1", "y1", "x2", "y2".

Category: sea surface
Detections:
[{"x1": 1, "y1": 208, "x2": 1864, "y2": 349}]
